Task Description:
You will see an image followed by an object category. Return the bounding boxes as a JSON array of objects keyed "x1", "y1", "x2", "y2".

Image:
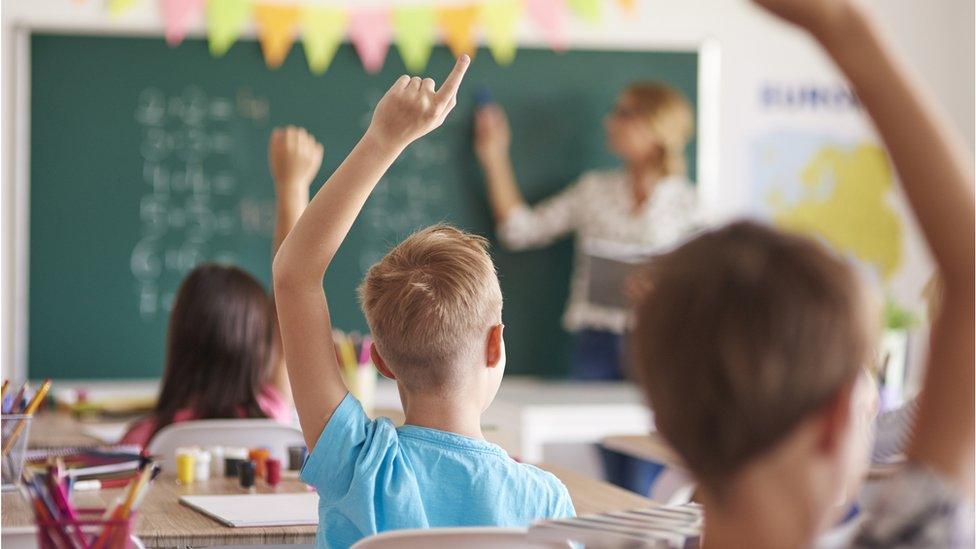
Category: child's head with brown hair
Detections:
[
  {"x1": 632, "y1": 221, "x2": 879, "y2": 523},
  {"x1": 152, "y1": 263, "x2": 277, "y2": 439},
  {"x1": 604, "y1": 81, "x2": 694, "y2": 175},
  {"x1": 359, "y1": 224, "x2": 505, "y2": 405}
]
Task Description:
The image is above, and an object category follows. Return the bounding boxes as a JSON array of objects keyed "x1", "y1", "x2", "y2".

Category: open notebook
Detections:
[{"x1": 179, "y1": 493, "x2": 319, "y2": 527}]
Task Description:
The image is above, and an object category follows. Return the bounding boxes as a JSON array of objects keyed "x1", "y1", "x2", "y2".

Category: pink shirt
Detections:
[{"x1": 120, "y1": 384, "x2": 291, "y2": 449}]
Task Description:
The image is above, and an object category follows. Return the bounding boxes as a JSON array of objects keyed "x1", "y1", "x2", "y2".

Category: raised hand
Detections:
[
  {"x1": 268, "y1": 126, "x2": 325, "y2": 198},
  {"x1": 750, "y1": 0, "x2": 857, "y2": 37},
  {"x1": 474, "y1": 104, "x2": 512, "y2": 166},
  {"x1": 366, "y1": 55, "x2": 471, "y2": 151}
]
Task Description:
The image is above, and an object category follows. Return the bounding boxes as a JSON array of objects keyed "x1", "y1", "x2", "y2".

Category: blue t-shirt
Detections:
[{"x1": 300, "y1": 393, "x2": 576, "y2": 548}]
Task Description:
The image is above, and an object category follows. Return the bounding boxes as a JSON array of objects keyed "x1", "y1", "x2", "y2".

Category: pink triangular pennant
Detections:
[
  {"x1": 525, "y1": 0, "x2": 569, "y2": 52},
  {"x1": 161, "y1": 0, "x2": 205, "y2": 46},
  {"x1": 349, "y1": 8, "x2": 392, "y2": 74}
]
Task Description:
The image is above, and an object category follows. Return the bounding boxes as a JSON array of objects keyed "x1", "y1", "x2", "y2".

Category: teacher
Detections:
[{"x1": 473, "y1": 82, "x2": 702, "y2": 381}]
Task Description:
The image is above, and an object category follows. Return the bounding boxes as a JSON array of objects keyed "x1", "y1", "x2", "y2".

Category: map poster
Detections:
[{"x1": 746, "y1": 81, "x2": 935, "y2": 400}]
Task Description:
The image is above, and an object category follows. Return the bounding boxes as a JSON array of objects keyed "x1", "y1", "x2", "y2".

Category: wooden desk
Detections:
[
  {"x1": 25, "y1": 412, "x2": 119, "y2": 448},
  {"x1": 3, "y1": 474, "x2": 317, "y2": 547},
  {"x1": 537, "y1": 463, "x2": 651, "y2": 516},
  {"x1": 600, "y1": 433, "x2": 685, "y2": 469},
  {"x1": 7, "y1": 399, "x2": 653, "y2": 546},
  {"x1": 3, "y1": 466, "x2": 650, "y2": 547}
]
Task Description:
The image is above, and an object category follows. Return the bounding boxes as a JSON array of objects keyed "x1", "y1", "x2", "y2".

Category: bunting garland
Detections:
[
  {"x1": 568, "y1": 0, "x2": 602, "y2": 24},
  {"x1": 394, "y1": 6, "x2": 437, "y2": 72},
  {"x1": 206, "y1": 0, "x2": 252, "y2": 57},
  {"x1": 301, "y1": 6, "x2": 347, "y2": 74},
  {"x1": 106, "y1": 0, "x2": 641, "y2": 73},
  {"x1": 349, "y1": 8, "x2": 392, "y2": 73},
  {"x1": 617, "y1": 0, "x2": 638, "y2": 15},
  {"x1": 253, "y1": 3, "x2": 300, "y2": 69},
  {"x1": 108, "y1": 0, "x2": 139, "y2": 17},
  {"x1": 482, "y1": 0, "x2": 522, "y2": 65},
  {"x1": 525, "y1": 0, "x2": 569, "y2": 52},
  {"x1": 161, "y1": 0, "x2": 204, "y2": 46},
  {"x1": 436, "y1": 4, "x2": 481, "y2": 59}
]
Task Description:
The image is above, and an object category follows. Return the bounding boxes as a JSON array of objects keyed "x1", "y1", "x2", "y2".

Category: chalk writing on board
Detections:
[
  {"x1": 360, "y1": 149, "x2": 450, "y2": 269},
  {"x1": 131, "y1": 86, "x2": 270, "y2": 321}
]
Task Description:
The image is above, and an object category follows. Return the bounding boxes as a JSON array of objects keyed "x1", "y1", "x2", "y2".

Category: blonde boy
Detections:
[{"x1": 273, "y1": 57, "x2": 574, "y2": 549}]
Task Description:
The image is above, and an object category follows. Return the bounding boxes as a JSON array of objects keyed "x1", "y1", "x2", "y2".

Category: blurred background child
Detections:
[{"x1": 121, "y1": 126, "x2": 323, "y2": 448}]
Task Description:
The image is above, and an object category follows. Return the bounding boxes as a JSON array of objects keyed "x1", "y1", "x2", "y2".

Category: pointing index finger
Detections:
[{"x1": 435, "y1": 55, "x2": 471, "y2": 104}]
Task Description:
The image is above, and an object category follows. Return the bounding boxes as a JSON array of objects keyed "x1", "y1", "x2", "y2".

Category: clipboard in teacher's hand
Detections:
[{"x1": 582, "y1": 239, "x2": 662, "y2": 310}]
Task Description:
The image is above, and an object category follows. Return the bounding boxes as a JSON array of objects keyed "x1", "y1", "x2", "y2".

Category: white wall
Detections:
[{"x1": 2, "y1": 0, "x2": 973, "y2": 380}]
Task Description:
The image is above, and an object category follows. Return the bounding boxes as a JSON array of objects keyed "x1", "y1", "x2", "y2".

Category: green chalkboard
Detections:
[{"x1": 29, "y1": 33, "x2": 698, "y2": 380}]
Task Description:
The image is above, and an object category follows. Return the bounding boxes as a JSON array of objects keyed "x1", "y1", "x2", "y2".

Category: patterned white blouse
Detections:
[{"x1": 497, "y1": 170, "x2": 703, "y2": 334}]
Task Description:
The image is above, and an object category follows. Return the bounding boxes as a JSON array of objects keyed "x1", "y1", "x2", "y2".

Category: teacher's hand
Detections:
[
  {"x1": 623, "y1": 270, "x2": 654, "y2": 306},
  {"x1": 474, "y1": 104, "x2": 512, "y2": 167}
]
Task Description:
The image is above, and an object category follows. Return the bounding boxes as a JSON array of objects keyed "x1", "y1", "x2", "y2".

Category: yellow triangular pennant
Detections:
[
  {"x1": 568, "y1": 0, "x2": 601, "y2": 23},
  {"x1": 301, "y1": 6, "x2": 348, "y2": 75},
  {"x1": 482, "y1": 0, "x2": 522, "y2": 65},
  {"x1": 108, "y1": 0, "x2": 138, "y2": 17},
  {"x1": 206, "y1": 0, "x2": 252, "y2": 57},
  {"x1": 393, "y1": 6, "x2": 437, "y2": 72}
]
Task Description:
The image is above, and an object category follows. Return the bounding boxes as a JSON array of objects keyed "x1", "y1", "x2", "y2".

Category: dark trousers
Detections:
[{"x1": 573, "y1": 329, "x2": 664, "y2": 495}]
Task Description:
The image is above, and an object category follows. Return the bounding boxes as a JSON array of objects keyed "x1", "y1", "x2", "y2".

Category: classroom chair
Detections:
[
  {"x1": 648, "y1": 468, "x2": 697, "y2": 505},
  {"x1": 146, "y1": 419, "x2": 304, "y2": 471},
  {"x1": 350, "y1": 528, "x2": 572, "y2": 549}
]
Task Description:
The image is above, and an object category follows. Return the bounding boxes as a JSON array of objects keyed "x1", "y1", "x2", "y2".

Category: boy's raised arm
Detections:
[
  {"x1": 752, "y1": 0, "x2": 975, "y2": 488},
  {"x1": 272, "y1": 56, "x2": 471, "y2": 449}
]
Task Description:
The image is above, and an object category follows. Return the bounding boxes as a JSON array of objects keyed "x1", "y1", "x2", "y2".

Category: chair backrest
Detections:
[
  {"x1": 649, "y1": 467, "x2": 697, "y2": 505},
  {"x1": 350, "y1": 528, "x2": 571, "y2": 549},
  {"x1": 146, "y1": 419, "x2": 304, "y2": 471}
]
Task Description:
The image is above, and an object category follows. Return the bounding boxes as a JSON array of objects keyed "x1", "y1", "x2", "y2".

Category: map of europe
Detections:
[{"x1": 754, "y1": 132, "x2": 903, "y2": 282}]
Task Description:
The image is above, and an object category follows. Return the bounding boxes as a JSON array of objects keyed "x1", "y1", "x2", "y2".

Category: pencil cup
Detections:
[
  {"x1": 1, "y1": 413, "x2": 33, "y2": 491},
  {"x1": 35, "y1": 507, "x2": 136, "y2": 549}
]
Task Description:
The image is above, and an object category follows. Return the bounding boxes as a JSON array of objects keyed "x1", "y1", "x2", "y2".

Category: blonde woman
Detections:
[
  {"x1": 474, "y1": 83, "x2": 700, "y2": 382},
  {"x1": 474, "y1": 83, "x2": 700, "y2": 493}
]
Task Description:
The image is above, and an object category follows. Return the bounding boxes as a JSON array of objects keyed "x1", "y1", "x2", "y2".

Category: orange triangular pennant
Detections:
[
  {"x1": 437, "y1": 4, "x2": 481, "y2": 58},
  {"x1": 254, "y1": 3, "x2": 301, "y2": 69}
]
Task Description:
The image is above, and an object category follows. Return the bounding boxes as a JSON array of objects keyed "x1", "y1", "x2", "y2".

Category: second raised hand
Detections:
[{"x1": 366, "y1": 55, "x2": 471, "y2": 151}]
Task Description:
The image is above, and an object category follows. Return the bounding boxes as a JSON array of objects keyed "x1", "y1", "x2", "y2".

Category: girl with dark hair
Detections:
[{"x1": 121, "y1": 126, "x2": 324, "y2": 448}]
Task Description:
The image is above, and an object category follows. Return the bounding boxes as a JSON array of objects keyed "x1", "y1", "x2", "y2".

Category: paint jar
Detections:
[
  {"x1": 238, "y1": 460, "x2": 256, "y2": 490},
  {"x1": 265, "y1": 458, "x2": 282, "y2": 487},
  {"x1": 175, "y1": 448, "x2": 196, "y2": 485},
  {"x1": 224, "y1": 447, "x2": 249, "y2": 477},
  {"x1": 248, "y1": 448, "x2": 270, "y2": 478},
  {"x1": 206, "y1": 446, "x2": 225, "y2": 477},
  {"x1": 287, "y1": 445, "x2": 307, "y2": 471},
  {"x1": 194, "y1": 449, "x2": 211, "y2": 481}
]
